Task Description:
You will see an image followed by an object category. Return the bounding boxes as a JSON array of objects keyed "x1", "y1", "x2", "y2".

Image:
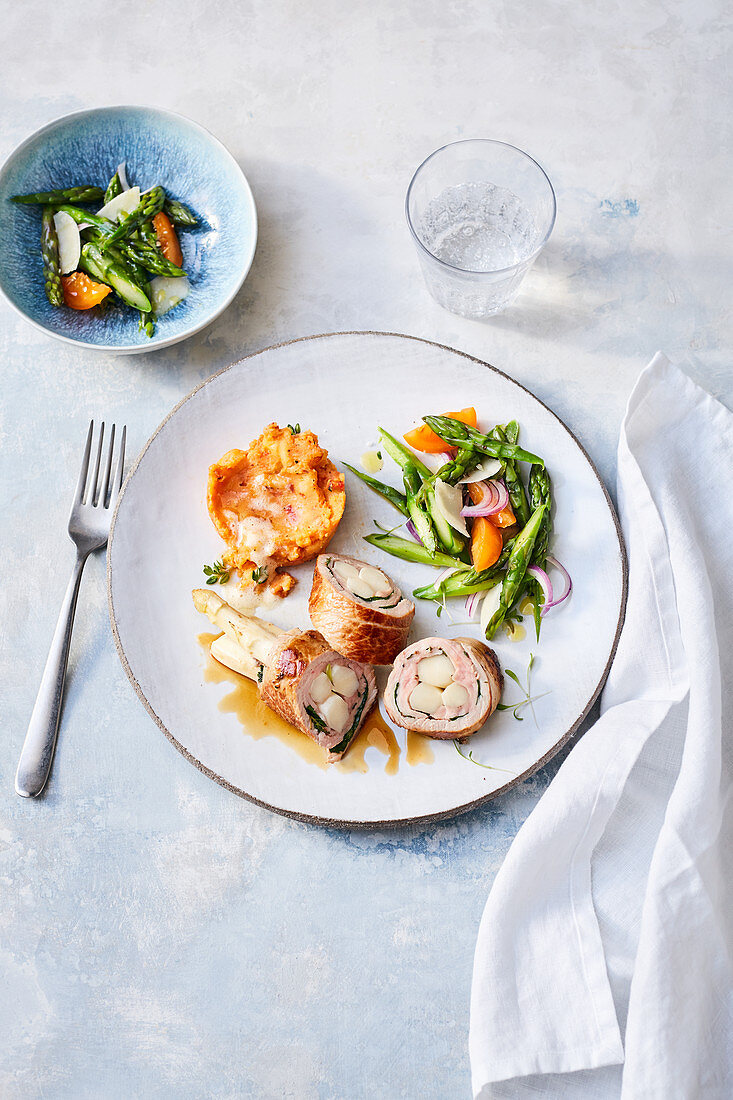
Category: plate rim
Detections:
[
  {"x1": 107, "y1": 330, "x2": 629, "y2": 827},
  {"x1": 0, "y1": 104, "x2": 258, "y2": 355}
]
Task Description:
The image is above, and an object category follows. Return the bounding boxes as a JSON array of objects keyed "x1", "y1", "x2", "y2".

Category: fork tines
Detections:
[{"x1": 75, "y1": 420, "x2": 127, "y2": 509}]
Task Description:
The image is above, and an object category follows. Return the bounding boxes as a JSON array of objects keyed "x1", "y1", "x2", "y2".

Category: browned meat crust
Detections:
[{"x1": 308, "y1": 554, "x2": 415, "y2": 665}]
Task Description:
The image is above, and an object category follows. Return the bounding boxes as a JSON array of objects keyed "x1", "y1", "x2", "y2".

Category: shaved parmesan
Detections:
[
  {"x1": 53, "y1": 211, "x2": 80, "y2": 274},
  {"x1": 97, "y1": 185, "x2": 140, "y2": 223},
  {"x1": 458, "y1": 457, "x2": 503, "y2": 484},
  {"x1": 480, "y1": 584, "x2": 502, "y2": 635},
  {"x1": 149, "y1": 275, "x2": 190, "y2": 316},
  {"x1": 433, "y1": 478, "x2": 469, "y2": 536}
]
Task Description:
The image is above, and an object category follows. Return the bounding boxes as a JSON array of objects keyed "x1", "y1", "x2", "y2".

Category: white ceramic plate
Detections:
[{"x1": 108, "y1": 332, "x2": 626, "y2": 826}]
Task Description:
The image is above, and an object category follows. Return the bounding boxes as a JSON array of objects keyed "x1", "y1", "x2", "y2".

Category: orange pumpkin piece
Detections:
[
  {"x1": 470, "y1": 516, "x2": 504, "y2": 571},
  {"x1": 61, "y1": 272, "x2": 111, "y2": 310},
  {"x1": 152, "y1": 212, "x2": 183, "y2": 267},
  {"x1": 491, "y1": 504, "x2": 516, "y2": 528},
  {"x1": 403, "y1": 407, "x2": 477, "y2": 453}
]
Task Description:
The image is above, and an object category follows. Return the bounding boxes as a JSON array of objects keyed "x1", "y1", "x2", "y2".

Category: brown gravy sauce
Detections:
[{"x1": 198, "y1": 632, "x2": 435, "y2": 773}]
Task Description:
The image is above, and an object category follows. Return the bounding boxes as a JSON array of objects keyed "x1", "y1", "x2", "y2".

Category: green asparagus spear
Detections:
[
  {"x1": 526, "y1": 464, "x2": 553, "y2": 638},
  {"x1": 413, "y1": 542, "x2": 515, "y2": 601},
  {"x1": 117, "y1": 240, "x2": 186, "y2": 278},
  {"x1": 377, "y1": 429, "x2": 439, "y2": 553},
  {"x1": 101, "y1": 187, "x2": 165, "y2": 249},
  {"x1": 528, "y1": 464, "x2": 552, "y2": 564},
  {"x1": 136, "y1": 219, "x2": 158, "y2": 247},
  {"x1": 378, "y1": 428, "x2": 432, "y2": 479},
  {"x1": 139, "y1": 309, "x2": 155, "y2": 338},
  {"x1": 435, "y1": 447, "x2": 484, "y2": 485},
  {"x1": 485, "y1": 503, "x2": 547, "y2": 639},
  {"x1": 79, "y1": 242, "x2": 151, "y2": 312},
  {"x1": 163, "y1": 198, "x2": 198, "y2": 227},
  {"x1": 56, "y1": 206, "x2": 115, "y2": 233},
  {"x1": 402, "y1": 462, "x2": 439, "y2": 554},
  {"x1": 342, "y1": 463, "x2": 408, "y2": 516},
  {"x1": 419, "y1": 480, "x2": 467, "y2": 556},
  {"x1": 497, "y1": 421, "x2": 530, "y2": 526},
  {"x1": 103, "y1": 170, "x2": 124, "y2": 205},
  {"x1": 12, "y1": 185, "x2": 104, "y2": 205},
  {"x1": 41, "y1": 207, "x2": 63, "y2": 307},
  {"x1": 363, "y1": 533, "x2": 463, "y2": 569},
  {"x1": 422, "y1": 416, "x2": 544, "y2": 467}
]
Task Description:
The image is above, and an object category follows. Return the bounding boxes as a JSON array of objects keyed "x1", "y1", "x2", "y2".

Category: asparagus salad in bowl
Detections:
[
  {"x1": 0, "y1": 106, "x2": 257, "y2": 351},
  {"x1": 12, "y1": 169, "x2": 198, "y2": 339}
]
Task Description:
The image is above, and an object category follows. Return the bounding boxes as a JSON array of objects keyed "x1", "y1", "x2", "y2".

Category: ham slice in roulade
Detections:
[
  {"x1": 309, "y1": 553, "x2": 415, "y2": 665},
  {"x1": 193, "y1": 589, "x2": 376, "y2": 761},
  {"x1": 384, "y1": 636, "x2": 503, "y2": 739}
]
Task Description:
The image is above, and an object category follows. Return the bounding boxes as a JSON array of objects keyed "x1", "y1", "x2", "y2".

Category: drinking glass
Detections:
[{"x1": 406, "y1": 139, "x2": 556, "y2": 318}]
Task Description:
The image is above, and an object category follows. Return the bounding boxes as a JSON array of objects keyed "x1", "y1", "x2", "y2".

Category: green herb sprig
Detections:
[
  {"x1": 496, "y1": 653, "x2": 550, "y2": 722},
  {"x1": 203, "y1": 559, "x2": 230, "y2": 585},
  {"x1": 452, "y1": 740, "x2": 515, "y2": 773},
  {"x1": 251, "y1": 565, "x2": 267, "y2": 584},
  {"x1": 287, "y1": 423, "x2": 301, "y2": 435}
]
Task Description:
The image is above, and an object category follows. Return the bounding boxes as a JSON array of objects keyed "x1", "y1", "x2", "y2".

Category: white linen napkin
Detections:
[{"x1": 469, "y1": 353, "x2": 733, "y2": 1099}]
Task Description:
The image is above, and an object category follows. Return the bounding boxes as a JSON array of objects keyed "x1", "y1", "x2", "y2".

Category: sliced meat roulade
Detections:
[
  {"x1": 261, "y1": 629, "x2": 377, "y2": 761},
  {"x1": 384, "y1": 636, "x2": 503, "y2": 739},
  {"x1": 309, "y1": 553, "x2": 415, "y2": 665},
  {"x1": 193, "y1": 589, "x2": 376, "y2": 761}
]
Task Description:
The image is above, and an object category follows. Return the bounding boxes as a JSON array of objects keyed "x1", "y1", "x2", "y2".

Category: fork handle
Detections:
[{"x1": 16, "y1": 552, "x2": 89, "y2": 798}]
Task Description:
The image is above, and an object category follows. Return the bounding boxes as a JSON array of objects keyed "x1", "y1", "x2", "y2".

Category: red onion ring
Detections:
[
  {"x1": 528, "y1": 557, "x2": 572, "y2": 617},
  {"x1": 527, "y1": 565, "x2": 553, "y2": 615},
  {"x1": 465, "y1": 591, "x2": 481, "y2": 620},
  {"x1": 544, "y1": 555, "x2": 572, "y2": 611},
  {"x1": 405, "y1": 520, "x2": 422, "y2": 544},
  {"x1": 460, "y1": 479, "x2": 509, "y2": 518}
]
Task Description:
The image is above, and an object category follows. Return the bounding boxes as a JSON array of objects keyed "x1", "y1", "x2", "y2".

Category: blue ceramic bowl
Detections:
[{"x1": 0, "y1": 106, "x2": 257, "y2": 352}]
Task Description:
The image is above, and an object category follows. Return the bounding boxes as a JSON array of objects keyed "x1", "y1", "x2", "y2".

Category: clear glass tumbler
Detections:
[{"x1": 406, "y1": 139, "x2": 556, "y2": 319}]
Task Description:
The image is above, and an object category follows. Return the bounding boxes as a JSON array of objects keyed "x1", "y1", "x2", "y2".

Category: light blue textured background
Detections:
[{"x1": 1, "y1": 2, "x2": 730, "y2": 1097}]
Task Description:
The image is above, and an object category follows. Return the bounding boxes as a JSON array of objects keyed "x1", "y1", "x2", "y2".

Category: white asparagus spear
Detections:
[{"x1": 192, "y1": 588, "x2": 283, "y2": 678}]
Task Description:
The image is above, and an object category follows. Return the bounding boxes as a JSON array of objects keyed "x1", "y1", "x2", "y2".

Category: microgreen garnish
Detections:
[
  {"x1": 203, "y1": 560, "x2": 230, "y2": 585},
  {"x1": 251, "y1": 565, "x2": 267, "y2": 584},
  {"x1": 287, "y1": 423, "x2": 301, "y2": 435},
  {"x1": 496, "y1": 653, "x2": 550, "y2": 723},
  {"x1": 452, "y1": 740, "x2": 515, "y2": 773},
  {"x1": 373, "y1": 519, "x2": 405, "y2": 537}
]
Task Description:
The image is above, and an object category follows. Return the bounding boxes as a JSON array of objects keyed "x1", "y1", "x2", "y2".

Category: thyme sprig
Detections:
[{"x1": 203, "y1": 559, "x2": 230, "y2": 585}]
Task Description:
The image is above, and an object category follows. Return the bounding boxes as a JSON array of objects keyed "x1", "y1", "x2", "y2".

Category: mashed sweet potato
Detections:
[{"x1": 207, "y1": 423, "x2": 346, "y2": 597}]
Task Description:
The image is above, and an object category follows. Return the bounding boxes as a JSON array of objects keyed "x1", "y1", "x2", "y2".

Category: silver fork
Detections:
[{"x1": 15, "y1": 421, "x2": 127, "y2": 798}]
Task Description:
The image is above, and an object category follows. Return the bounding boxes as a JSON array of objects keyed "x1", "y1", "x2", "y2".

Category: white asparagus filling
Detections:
[
  {"x1": 332, "y1": 558, "x2": 392, "y2": 600},
  {"x1": 409, "y1": 652, "x2": 470, "y2": 716},
  {"x1": 311, "y1": 662, "x2": 361, "y2": 733}
]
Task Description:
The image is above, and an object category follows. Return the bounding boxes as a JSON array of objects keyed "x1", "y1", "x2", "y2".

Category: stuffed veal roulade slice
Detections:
[
  {"x1": 309, "y1": 553, "x2": 415, "y2": 665},
  {"x1": 193, "y1": 589, "x2": 376, "y2": 762},
  {"x1": 384, "y1": 636, "x2": 503, "y2": 739}
]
